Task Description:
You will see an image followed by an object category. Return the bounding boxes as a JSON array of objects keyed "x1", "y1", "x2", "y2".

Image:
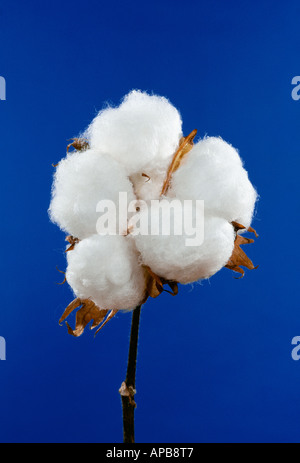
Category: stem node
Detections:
[{"x1": 120, "y1": 305, "x2": 142, "y2": 443}]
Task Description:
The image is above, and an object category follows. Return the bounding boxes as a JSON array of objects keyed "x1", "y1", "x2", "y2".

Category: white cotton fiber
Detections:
[
  {"x1": 169, "y1": 137, "x2": 257, "y2": 229},
  {"x1": 130, "y1": 168, "x2": 167, "y2": 201},
  {"x1": 133, "y1": 203, "x2": 235, "y2": 284},
  {"x1": 66, "y1": 235, "x2": 146, "y2": 311},
  {"x1": 49, "y1": 149, "x2": 135, "y2": 239},
  {"x1": 86, "y1": 90, "x2": 183, "y2": 174}
]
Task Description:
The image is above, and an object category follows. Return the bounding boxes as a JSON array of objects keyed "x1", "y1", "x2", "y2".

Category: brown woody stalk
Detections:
[{"x1": 119, "y1": 305, "x2": 142, "y2": 443}]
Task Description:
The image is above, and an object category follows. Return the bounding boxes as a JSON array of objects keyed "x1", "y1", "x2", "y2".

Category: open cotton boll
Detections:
[
  {"x1": 86, "y1": 90, "x2": 183, "y2": 174},
  {"x1": 49, "y1": 149, "x2": 135, "y2": 239},
  {"x1": 66, "y1": 235, "x2": 146, "y2": 311},
  {"x1": 133, "y1": 201, "x2": 235, "y2": 284},
  {"x1": 169, "y1": 137, "x2": 257, "y2": 229}
]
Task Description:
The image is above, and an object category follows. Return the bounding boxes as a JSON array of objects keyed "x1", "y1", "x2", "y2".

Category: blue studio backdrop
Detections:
[{"x1": 0, "y1": 0, "x2": 300, "y2": 443}]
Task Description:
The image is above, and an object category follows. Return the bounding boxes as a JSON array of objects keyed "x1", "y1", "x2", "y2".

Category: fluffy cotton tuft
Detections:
[
  {"x1": 134, "y1": 203, "x2": 235, "y2": 284},
  {"x1": 86, "y1": 90, "x2": 183, "y2": 174},
  {"x1": 169, "y1": 137, "x2": 258, "y2": 229},
  {"x1": 49, "y1": 149, "x2": 135, "y2": 239},
  {"x1": 66, "y1": 235, "x2": 146, "y2": 311},
  {"x1": 130, "y1": 168, "x2": 167, "y2": 201}
]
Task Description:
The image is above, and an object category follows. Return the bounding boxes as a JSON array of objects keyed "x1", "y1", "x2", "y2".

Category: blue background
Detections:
[{"x1": 0, "y1": 0, "x2": 299, "y2": 443}]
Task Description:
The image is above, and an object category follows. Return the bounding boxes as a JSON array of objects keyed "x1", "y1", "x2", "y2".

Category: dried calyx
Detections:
[
  {"x1": 67, "y1": 138, "x2": 89, "y2": 153},
  {"x1": 225, "y1": 221, "x2": 258, "y2": 278},
  {"x1": 161, "y1": 129, "x2": 197, "y2": 196},
  {"x1": 59, "y1": 297, "x2": 117, "y2": 337}
]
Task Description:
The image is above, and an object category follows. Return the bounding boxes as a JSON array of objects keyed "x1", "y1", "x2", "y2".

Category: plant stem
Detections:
[{"x1": 120, "y1": 305, "x2": 142, "y2": 443}]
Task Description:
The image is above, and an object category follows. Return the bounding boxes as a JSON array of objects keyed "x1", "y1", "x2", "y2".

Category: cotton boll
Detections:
[
  {"x1": 133, "y1": 201, "x2": 235, "y2": 284},
  {"x1": 86, "y1": 90, "x2": 183, "y2": 174},
  {"x1": 49, "y1": 149, "x2": 135, "y2": 239},
  {"x1": 169, "y1": 137, "x2": 257, "y2": 229},
  {"x1": 66, "y1": 235, "x2": 146, "y2": 311}
]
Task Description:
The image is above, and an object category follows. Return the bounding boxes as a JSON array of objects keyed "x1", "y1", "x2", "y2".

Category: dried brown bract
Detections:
[
  {"x1": 142, "y1": 173, "x2": 151, "y2": 182},
  {"x1": 161, "y1": 129, "x2": 197, "y2": 196},
  {"x1": 144, "y1": 266, "x2": 178, "y2": 300},
  {"x1": 67, "y1": 138, "x2": 89, "y2": 153},
  {"x1": 59, "y1": 297, "x2": 117, "y2": 337},
  {"x1": 226, "y1": 222, "x2": 258, "y2": 278},
  {"x1": 65, "y1": 235, "x2": 80, "y2": 252},
  {"x1": 56, "y1": 267, "x2": 67, "y2": 285}
]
